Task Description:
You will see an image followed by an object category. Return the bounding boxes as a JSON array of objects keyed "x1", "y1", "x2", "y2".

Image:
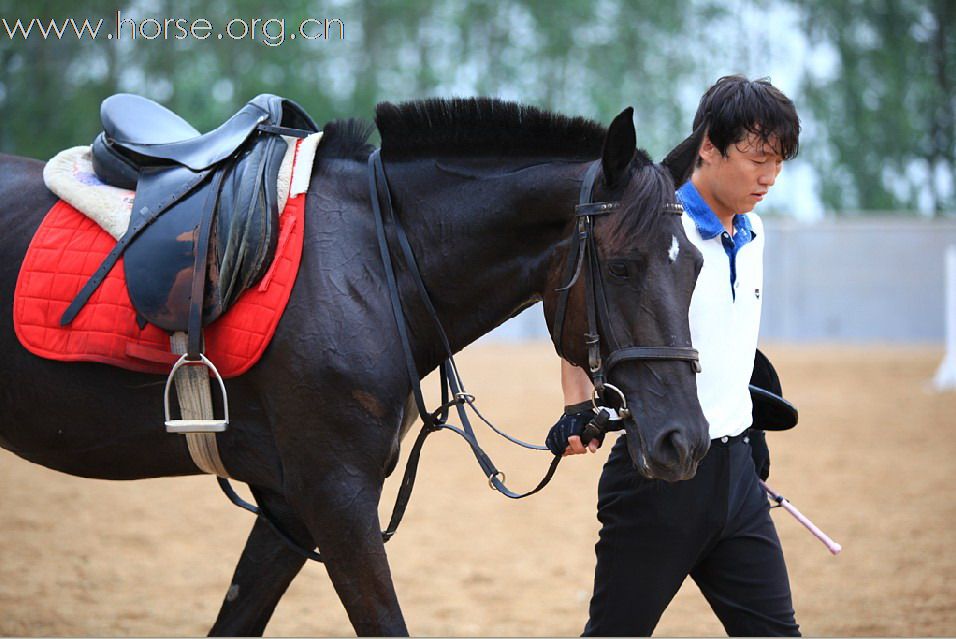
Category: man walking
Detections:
[{"x1": 546, "y1": 75, "x2": 802, "y2": 636}]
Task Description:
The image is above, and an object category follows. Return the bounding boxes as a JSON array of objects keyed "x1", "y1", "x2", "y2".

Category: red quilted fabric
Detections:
[{"x1": 14, "y1": 193, "x2": 306, "y2": 378}]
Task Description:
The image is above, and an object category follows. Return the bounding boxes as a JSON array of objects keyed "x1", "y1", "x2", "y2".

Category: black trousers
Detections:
[{"x1": 583, "y1": 433, "x2": 800, "y2": 637}]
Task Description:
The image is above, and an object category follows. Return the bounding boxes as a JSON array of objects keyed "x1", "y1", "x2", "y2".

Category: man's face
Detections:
[{"x1": 697, "y1": 132, "x2": 783, "y2": 217}]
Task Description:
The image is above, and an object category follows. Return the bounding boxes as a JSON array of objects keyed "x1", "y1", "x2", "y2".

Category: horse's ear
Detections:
[
  {"x1": 601, "y1": 107, "x2": 636, "y2": 188},
  {"x1": 662, "y1": 122, "x2": 707, "y2": 188}
]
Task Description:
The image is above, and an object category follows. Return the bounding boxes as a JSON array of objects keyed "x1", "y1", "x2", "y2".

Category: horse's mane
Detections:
[
  {"x1": 376, "y1": 98, "x2": 607, "y2": 160},
  {"x1": 315, "y1": 118, "x2": 377, "y2": 161},
  {"x1": 316, "y1": 98, "x2": 608, "y2": 162}
]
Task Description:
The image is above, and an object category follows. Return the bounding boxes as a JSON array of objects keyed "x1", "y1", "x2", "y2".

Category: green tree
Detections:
[
  {"x1": 795, "y1": 0, "x2": 955, "y2": 215},
  {"x1": 0, "y1": 0, "x2": 121, "y2": 157}
]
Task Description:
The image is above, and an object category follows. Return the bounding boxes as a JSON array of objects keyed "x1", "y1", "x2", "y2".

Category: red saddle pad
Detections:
[{"x1": 14, "y1": 194, "x2": 306, "y2": 378}]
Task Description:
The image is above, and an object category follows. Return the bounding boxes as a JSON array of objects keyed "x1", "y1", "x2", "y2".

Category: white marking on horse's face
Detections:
[{"x1": 668, "y1": 235, "x2": 680, "y2": 262}]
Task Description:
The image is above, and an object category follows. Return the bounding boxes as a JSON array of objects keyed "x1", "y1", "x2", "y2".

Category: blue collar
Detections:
[
  {"x1": 676, "y1": 180, "x2": 757, "y2": 299},
  {"x1": 676, "y1": 181, "x2": 755, "y2": 243}
]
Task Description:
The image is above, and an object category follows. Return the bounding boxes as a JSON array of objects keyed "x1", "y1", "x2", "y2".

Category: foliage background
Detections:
[{"x1": 0, "y1": 0, "x2": 952, "y2": 217}]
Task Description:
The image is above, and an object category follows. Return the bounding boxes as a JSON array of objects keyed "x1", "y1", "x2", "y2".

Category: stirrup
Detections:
[{"x1": 164, "y1": 353, "x2": 230, "y2": 433}]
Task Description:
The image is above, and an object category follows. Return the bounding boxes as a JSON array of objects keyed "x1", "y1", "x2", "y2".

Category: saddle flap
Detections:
[
  {"x1": 214, "y1": 133, "x2": 287, "y2": 309},
  {"x1": 123, "y1": 134, "x2": 287, "y2": 333},
  {"x1": 123, "y1": 166, "x2": 218, "y2": 331}
]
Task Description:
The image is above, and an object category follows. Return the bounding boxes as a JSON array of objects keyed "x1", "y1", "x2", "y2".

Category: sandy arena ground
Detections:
[{"x1": 1, "y1": 343, "x2": 954, "y2": 636}]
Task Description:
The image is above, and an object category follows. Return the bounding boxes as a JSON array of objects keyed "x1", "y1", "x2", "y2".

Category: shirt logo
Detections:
[{"x1": 755, "y1": 288, "x2": 761, "y2": 299}]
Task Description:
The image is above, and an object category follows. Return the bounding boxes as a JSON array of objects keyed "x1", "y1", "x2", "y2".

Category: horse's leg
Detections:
[
  {"x1": 208, "y1": 486, "x2": 312, "y2": 637},
  {"x1": 291, "y1": 466, "x2": 407, "y2": 635},
  {"x1": 273, "y1": 408, "x2": 408, "y2": 636}
]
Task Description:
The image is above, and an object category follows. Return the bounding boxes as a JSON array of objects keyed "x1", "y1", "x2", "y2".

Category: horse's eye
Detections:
[{"x1": 608, "y1": 260, "x2": 630, "y2": 278}]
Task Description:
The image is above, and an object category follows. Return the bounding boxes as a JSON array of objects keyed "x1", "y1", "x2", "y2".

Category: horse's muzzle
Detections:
[{"x1": 626, "y1": 420, "x2": 709, "y2": 482}]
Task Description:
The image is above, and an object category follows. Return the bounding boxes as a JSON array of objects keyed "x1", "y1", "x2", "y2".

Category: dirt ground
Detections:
[{"x1": 1, "y1": 343, "x2": 954, "y2": 636}]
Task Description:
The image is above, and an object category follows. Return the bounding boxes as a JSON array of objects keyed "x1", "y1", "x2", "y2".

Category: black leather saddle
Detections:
[{"x1": 61, "y1": 93, "x2": 318, "y2": 360}]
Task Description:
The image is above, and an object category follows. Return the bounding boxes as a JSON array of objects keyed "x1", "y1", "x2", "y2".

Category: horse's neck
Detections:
[{"x1": 387, "y1": 158, "x2": 582, "y2": 366}]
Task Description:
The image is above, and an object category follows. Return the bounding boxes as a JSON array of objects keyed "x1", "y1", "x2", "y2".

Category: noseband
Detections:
[{"x1": 551, "y1": 160, "x2": 701, "y2": 413}]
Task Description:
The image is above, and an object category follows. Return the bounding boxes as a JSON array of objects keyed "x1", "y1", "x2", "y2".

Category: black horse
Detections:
[{"x1": 0, "y1": 98, "x2": 709, "y2": 635}]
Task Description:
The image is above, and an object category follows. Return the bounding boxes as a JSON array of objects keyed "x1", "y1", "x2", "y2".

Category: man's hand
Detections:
[{"x1": 546, "y1": 401, "x2": 602, "y2": 456}]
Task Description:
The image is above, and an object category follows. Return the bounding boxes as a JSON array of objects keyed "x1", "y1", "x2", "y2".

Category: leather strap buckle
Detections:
[{"x1": 575, "y1": 201, "x2": 621, "y2": 216}]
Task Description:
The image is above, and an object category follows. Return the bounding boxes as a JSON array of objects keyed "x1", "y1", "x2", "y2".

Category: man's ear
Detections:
[
  {"x1": 601, "y1": 107, "x2": 636, "y2": 188},
  {"x1": 697, "y1": 135, "x2": 719, "y2": 166},
  {"x1": 662, "y1": 123, "x2": 707, "y2": 188}
]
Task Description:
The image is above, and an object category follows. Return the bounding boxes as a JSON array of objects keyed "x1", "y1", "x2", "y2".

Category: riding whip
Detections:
[{"x1": 760, "y1": 480, "x2": 842, "y2": 555}]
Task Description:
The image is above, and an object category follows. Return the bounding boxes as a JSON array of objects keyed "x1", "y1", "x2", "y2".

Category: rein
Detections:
[{"x1": 366, "y1": 148, "x2": 559, "y2": 506}]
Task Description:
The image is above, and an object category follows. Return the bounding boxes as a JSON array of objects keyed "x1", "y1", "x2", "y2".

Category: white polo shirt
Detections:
[{"x1": 677, "y1": 182, "x2": 764, "y2": 440}]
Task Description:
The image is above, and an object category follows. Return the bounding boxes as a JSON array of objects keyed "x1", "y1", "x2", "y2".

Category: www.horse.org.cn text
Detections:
[{"x1": 0, "y1": 12, "x2": 346, "y2": 47}]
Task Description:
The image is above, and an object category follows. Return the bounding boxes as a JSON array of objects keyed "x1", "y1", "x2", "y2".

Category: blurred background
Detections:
[
  {"x1": 1, "y1": 0, "x2": 953, "y2": 342},
  {"x1": 1, "y1": 0, "x2": 955, "y2": 636}
]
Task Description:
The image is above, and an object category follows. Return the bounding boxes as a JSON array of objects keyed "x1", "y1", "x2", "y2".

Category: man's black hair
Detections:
[{"x1": 693, "y1": 75, "x2": 800, "y2": 164}]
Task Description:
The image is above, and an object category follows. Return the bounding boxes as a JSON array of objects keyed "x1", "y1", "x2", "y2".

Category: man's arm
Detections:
[
  {"x1": 562, "y1": 358, "x2": 594, "y2": 404},
  {"x1": 560, "y1": 359, "x2": 600, "y2": 455}
]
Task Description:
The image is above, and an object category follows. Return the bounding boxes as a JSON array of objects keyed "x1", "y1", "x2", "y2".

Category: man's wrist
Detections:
[{"x1": 564, "y1": 400, "x2": 594, "y2": 415}]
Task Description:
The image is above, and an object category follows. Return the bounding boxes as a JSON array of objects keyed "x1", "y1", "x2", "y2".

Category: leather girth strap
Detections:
[{"x1": 186, "y1": 170, "x2": 225, "y2": 358}]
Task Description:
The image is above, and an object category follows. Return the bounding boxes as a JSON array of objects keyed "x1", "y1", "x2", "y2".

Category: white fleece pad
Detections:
[{"x1": 43, "y1": 131, "x2": 323, "y2": 240}]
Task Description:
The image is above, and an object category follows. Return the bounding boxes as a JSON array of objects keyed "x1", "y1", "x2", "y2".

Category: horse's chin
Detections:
[
  {"x1": 646, "y1": 461, "x2": 699, "y2": 483},
  {"x1": 623, "y1": 422, "x2": 702, "y2": 482}
]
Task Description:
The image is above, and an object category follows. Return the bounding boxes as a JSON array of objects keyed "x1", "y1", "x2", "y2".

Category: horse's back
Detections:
[{"x1": 0, "y1": 154, "x2": 56, "y2": 263}]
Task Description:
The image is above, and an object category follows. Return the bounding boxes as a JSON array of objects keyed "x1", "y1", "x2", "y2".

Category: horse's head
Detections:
[{"x1": 543, "y1": 108, "x2": 710, "y2": 482}]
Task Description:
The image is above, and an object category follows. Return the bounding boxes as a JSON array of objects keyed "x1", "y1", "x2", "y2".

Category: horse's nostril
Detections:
[
  {"x1": 650, "y1": 428, "x2": 691, "y2": 465},
  {"x1": 667, "y1": 430, "x2": 692, "y2": 465}
]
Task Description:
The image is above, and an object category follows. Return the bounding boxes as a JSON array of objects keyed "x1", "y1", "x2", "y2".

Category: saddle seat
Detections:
[
  {"x1": 103, "y1": 93, "x2": 201, "y2": 145},
  {"x1": 66, "y1": 92, "x2": 319, "y2": 352}
]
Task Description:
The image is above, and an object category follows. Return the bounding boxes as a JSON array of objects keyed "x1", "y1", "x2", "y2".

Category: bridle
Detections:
[{"x1": 550, "y1": 160, "x2": 701, "y2": 416}]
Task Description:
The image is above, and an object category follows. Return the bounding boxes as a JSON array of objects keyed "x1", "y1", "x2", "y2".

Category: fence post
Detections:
[{"x1": 934, "y1": 245, "x2": 956, "y2": 391}]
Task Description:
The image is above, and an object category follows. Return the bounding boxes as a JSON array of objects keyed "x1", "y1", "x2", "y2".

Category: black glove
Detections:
[
  {"x1": 748, "y1": 428, "x2": 770, "y2": 480},
  {"x1": 545, "y1": 401, "x2": 597, "y2": 455}
]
